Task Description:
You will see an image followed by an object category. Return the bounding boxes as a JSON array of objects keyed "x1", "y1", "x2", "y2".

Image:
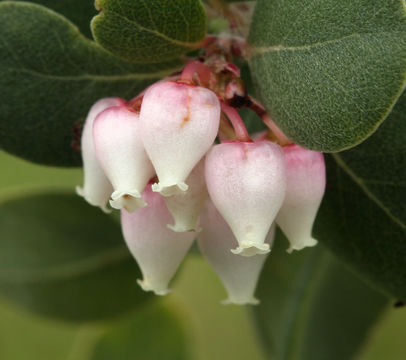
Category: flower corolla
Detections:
[
  {"x1": 139, "y1": 81, "x2": 220, "y2": 196},
  {"x1": 205, "y1": 141, "x2": 286, "y2": 256},
  {"x1": 276, "y1": 144, "x2": 326, "y2": 252},
  {"x1": 198, "y1": 200, "x2": 275, "y2": 305},
  {"x1": 93, "y1": 105, "x2": 155, "y2": 212},
  {"x1": 76, "y1": 97, "x2": 124, "y2": 212},
  {"x1": 164, "y1": 159, "x2": 207, "y2": 232},
  {"x1": 121, "y1": 185, "x2": 195, "y2": 295}
]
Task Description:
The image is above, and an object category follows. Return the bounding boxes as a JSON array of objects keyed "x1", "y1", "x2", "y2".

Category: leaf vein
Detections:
[
  {"x1": 251, "y1": 31, "x2": 401, "y2": 56},
  {"x1": 333, "y1": 153, "x2": 406, "y2": 230},
  {"x1": 108, "y1": 8, "x2": 201, "y2": 48},
  {"x1": 1, "y1": 67, "x2": 179, "y2": 82}
]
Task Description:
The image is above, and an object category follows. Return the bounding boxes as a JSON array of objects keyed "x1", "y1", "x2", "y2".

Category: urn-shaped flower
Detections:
[
  {"x1": 93, "y1": 105, "x2": 155, "y2": 212},
  {"x1": 205, "y1": 140, "x2": 286, "y2": 256},
  {"x1": 276, "y1": 144, "x2": 326, "y2": 252},
  {"x1": 139, "y1": 81, "x2": 220, "y2": 196}
]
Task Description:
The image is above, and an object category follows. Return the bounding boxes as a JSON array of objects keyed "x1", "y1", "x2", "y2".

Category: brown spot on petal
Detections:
[{"x1": 181, "y1": 93, "x2": 191, "y2": 128}]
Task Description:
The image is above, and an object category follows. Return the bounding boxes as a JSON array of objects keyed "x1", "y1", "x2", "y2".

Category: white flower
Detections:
[
  {"x1": 276, "y1": 144, "x2": 326, "y2": 252},
  {"x1": 164, "y1": 159, "x2": 207, "y2": 232},
  {"x1": 139, "y1": 81, "x2": 220, "y2": 196},
  {"x1": 121, "y1": 185, "x2": 195, "y2": 295},
  {"x1": 93, "y1": 105, "x2": 155, "y2": 212},
  {"x1": 76, "y1": 97, "x2": 124, "y2": 212},
  {"x1": 198, "y1": 200, "x2": 275, "y2": 305},
  {"x1": 205, "y1": 140, "x2": 286, "y2": 256}
]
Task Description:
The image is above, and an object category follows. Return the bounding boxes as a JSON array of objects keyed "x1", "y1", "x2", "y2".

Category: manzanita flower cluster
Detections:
[{"x1": 76, "y1": 48, "x2": 326, "y2": 305}]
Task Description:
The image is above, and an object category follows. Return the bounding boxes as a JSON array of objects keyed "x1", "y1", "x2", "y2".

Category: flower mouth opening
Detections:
[
  {"x1": 287, "y1": 237, "x2": 318, "y2": 253},
  {"x1": 151, "y1": 182, "x2": 189, "y2": 196},
  {"x1": 137, "y1": 279, "x2": 170, "y2": 296},
  {"x1": 110, "y1": 190, "x2": 146, "y2": 212},
  {"x1": 167, "y1": 223, "x2": 202, "y2": 233},
  {"x1": 221, "y1": 297, "x2": 260, "y2": 306},
  {"x1": 231, "y1": 242, "x2": 270, "y2": 257}
]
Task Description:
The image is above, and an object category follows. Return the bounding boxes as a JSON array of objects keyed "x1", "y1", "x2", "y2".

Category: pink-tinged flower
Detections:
[
  {"x1": 165, "y1": 159, "x2": 207, "y2": 232},
  {"x1": 198, "y1": 200, "x2": 275, "y2": 305},
  {"x1": 121, "y1": 185, "x2": 195, "y2": 295},
  {"x1": 205, "y1": 141, "x2": 286, "y2": 256},
  {"x1": 93, "y1": 105, "x2": 155, "y2": 212},
  {"x1": 276, "y1": 144, "x2": 326, "y2": 253},
  {"x1": 139, "y1": 81, "x2": 220, "y2": 196},
  {"x1": 76, "y1": 97, "x2": 124, "y2": 212}
]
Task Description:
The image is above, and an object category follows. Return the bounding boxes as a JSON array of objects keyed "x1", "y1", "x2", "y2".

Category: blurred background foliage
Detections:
[{"x1": 0, "y1": 149, "x2": 405, "y2": 359}]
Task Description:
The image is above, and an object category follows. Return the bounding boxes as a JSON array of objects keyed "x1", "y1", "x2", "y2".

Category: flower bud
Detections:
[
  {"x1": 139, "y1": 81, "x2": 220, "y2": 196},
  {"x1": 198, "y1": 200, "x2": 274, "y2": 305},
  {"x1": 276, "y1": 144, "x2": 326, "y2": 252},
  {"x1": 93, "y1": 105, "x2": 155, "y2": 212},
  {"x1": 121, "y1": 185, "x2": 195, "y2": 295},
  {"x1": 205, "y1": 141, "x2": 286, "y2": 256},
  {"x1": 165, "y1": 159, "x2": 208, "y2": 232},
  {"x1": 76, "y1": 97, "x2": 124, "y2": 212}
]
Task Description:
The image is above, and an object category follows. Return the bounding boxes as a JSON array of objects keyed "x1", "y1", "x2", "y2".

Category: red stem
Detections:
[
  {"x1": 261, "y1": 114, "x2": 292, "y2": 145},
  {"x1": 246, "y1": 96, "x2": 292, "y2": 145},
  {"x1": 221, "y1": 103, "x2": 252, "y2": 142}
]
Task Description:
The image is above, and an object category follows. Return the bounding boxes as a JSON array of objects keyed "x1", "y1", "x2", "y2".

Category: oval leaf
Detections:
[
  {"x1": 0, "y1": 2, "x2": 181, "y2": 166},
  {"x1": 91, "y1": 302, "x2": 190, "y2": 360},
  {"x1": 248, "y1": 0, "x2": 406, "y2": 152},
  {"x1": 254, "y1": 233, "x2": 388, "y2": 360},
  {"x1": 0, "y1": 0, "x2": 97, "y2": 38},
  {"x1": 314, "y1": 89, "x2": 406, "y2": 300},
  {"x1": 0, "y1": 191, "x2": 151, "y2": 322},
  {"x1": 91, "y1": 0, "x2": 206, "y2": 63}
]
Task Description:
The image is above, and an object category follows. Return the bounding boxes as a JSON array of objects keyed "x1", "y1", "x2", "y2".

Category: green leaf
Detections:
[
  {"x1": 0, "y1": 191, "x2": 151, "y2": 322},
  {"x1": 253, "y1": 232, "x2": 388, "y2": 360},
  {"x1": 91, "y1": 0, "x2": 206, "y2": 63},
  {"x1": 248, "y1": 0, "x2": 406, "y2": 152},
  {"x1": 90, "y1": 302, "x2": 190, "y2": 360},
  {"x1": 314, "y1": 89, "x2": 406, "y2": 300},
  {"x1": 0, "y1": 2, "x2": 181, "y2": 166},
  {"x1": 1, "y1": 0, "x2": 97, "y2": 38}
]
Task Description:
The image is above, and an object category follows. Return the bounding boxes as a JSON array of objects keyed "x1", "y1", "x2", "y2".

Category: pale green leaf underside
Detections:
[
  {"x1": 248, "y1": 0, "x2": 406, "y2": 152},
  {"x1": 0, "y1": 191, "x2": 151, "y2": 321},
  {"x1": 91, "y1": 0, "x2": 206, "y2": 63},
  {"x1": 0, "y1": 2, "x2": 182, "y2": 166},
  {"x1": 315, "y1": 89, "x2": 406, "y2": 299}
]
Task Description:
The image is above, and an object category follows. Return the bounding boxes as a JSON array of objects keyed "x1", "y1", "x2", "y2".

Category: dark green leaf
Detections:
[
  {"x1": 0, "y1": 191, "x2": 151, "y2": 322},
  {"x1": 91, "y1": 0, "x2": 206, "y2": 63},
  {"x1": 91, "y1": 302, "x2": 190, "y2": 360},
  {"x1": 254, "y1": 232, "x2": 388, "y2": 360},
  {"x1": 2, "y1": 0, "x2": 97, "y2": 38},
  {"x1": 314, "y1": 89, "x2": 406, "y2": 300},
  {"x1": 0, "y1": 2, "x2": 181, "y2": 166},
  {"x1": 248, "y1": 0, "x2": 406, "y2": 152},
  {"x1": 239, "y1": 63, "x2": 268, "y2": 134}
]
